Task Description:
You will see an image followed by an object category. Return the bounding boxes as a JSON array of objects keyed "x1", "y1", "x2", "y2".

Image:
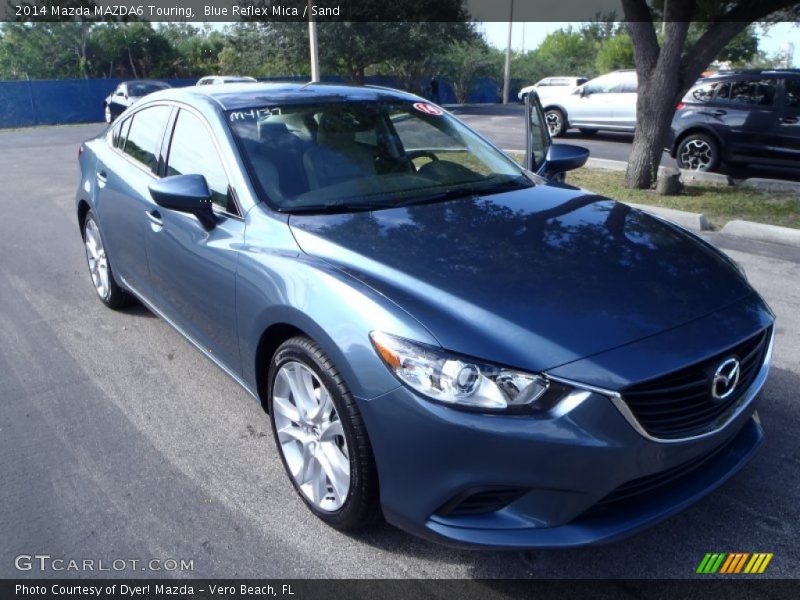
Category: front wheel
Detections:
[
  {"x1": 676, "y1": 133, "x2": 720, "y2": 172},
  {"x1": 545, "y1": 108, "x2": 566, "y2": 137},
  {"x1": 268, "y1": 336, "x2": 380, "y2": 530}
]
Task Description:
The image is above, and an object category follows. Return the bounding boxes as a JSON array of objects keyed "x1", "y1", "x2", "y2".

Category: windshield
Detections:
[
  {"x1": 227, "y1": 100, "x2": 532, "y2": 213},
  {"x1": 128, "y1": 82, "x2": 167, "y2": 96}
]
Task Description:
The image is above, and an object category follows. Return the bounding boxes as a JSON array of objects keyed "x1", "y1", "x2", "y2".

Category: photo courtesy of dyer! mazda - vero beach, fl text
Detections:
[{"x1": 75, "y1": 82, "x2": 774, "y2": 549}]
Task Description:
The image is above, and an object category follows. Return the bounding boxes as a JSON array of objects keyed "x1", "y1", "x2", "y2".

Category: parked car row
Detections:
[
  {"x1": 527, "y1": 68, "x2": 800, "y2": 172},
  {"x1": 103, "y1": 76, "x2": 257, "y2": 123}
]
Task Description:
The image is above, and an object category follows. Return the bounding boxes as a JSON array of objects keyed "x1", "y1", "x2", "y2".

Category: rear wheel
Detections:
[
  {"x1": 545, "y1": 108, "x2": 566, "y2": 137},
  {"x1": 268, "y1": 336, "x2": 379, "y2": 530},
  {"x1": 676, "y1": 133, "x2": 720, "y2": 172},
  {"x1": 82, "y1": 211, "x2": 134, "y2": 309}
]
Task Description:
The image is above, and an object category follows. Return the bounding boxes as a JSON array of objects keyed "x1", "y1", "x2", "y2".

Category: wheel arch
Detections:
[
  {"x1": 254, "y1": 321, "x2": 307, "y2": 410},
  {"x1": 671, "y1": 126, "x2": 724, "y2": 159},
  {"x1": 542, "y1": 103, "x2": 570, "y2": 131},
  {"x1": 77, "y1": 199, "x2": 91, "y2": 237}
]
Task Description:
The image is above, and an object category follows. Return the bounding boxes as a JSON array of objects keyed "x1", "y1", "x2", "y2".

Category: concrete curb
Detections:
[
  {"x1": 585, "y1": 157, "x2": 626, "y2": 172},
  {"x1": 626, "y1": 202, "x2": 713, "y2": 232},
  {"x1": 738, "y1": 178, "x2": 800, "y2": 194},
  {"x1": 583, "y1": 157, "x2": 800, "y2": 192},
  {"x1": 720, "y1": 220, "x2": 800, "y2": 247}
]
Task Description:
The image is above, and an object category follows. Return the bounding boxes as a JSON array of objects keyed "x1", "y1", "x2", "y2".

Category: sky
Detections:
[{"x1": 480, "y1": 22, "x2": 799, "y2": 64}]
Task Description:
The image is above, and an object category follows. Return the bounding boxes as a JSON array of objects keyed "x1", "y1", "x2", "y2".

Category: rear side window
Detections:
[
  {"x1": 685, "y1": 82, "x2": 722, "y2": 103},
  {"x1": 716, "y1": 79, "x2": 777, "y2": 107},
  {"x1": 785, "y1": 78, "x2": 800, "y2": 109},
  {"x1": 166, "y1": 110, "x2": 235, "y2": 214},
  {"x1": 111, "y1": 117, "x2": 131, "y2": 150},
  {"x1": 122, "y1": 105, "x2": 171, "y2": 172}
]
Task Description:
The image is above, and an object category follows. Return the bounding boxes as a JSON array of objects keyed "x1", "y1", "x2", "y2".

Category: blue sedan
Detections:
[{"x1": 75, "y1": 83, "x2": 774, "y2": 548}]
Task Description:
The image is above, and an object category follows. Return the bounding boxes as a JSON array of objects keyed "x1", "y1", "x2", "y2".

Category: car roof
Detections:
[
  {"x1": 124, "y1": 79, "x2": 170, "y2": 86},
  {"x1": 700, "y1": 69, "x2": 800, "y2": 81},
  {"x1": 144, "y1": 82, "x2": 424, "y2": 111}
]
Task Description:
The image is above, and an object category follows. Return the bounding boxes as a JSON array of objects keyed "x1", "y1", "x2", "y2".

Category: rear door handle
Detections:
[
  {"x1": 780, "y1": 116, "x2": 798, "y2": 124},
  {"x1": 711, "y1": 109, "x2": 727, "y2": 118},
  {"x1": 96, "y1": 170, "x2": 108, "y2": 187},
  {"x1": 146, "y1": 209, "x2": 163, "y2": 228}
]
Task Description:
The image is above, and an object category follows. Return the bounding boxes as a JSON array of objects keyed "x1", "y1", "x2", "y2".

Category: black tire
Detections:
[
  {"x1": 268, "y1": 336, "x2": 380, "y2": 530},
  {"x1": 676, "y1": 133, "x2": 720, "y2": 172},
  {"x1": 82, "y1": 211, "x2": 135, "y2": 309},
  {"x1": 578, "y1": 128, "x2": 598, "y2": 136},
  {"x1": 545, "y1": 108, "x2": 567, "y2": 137}
]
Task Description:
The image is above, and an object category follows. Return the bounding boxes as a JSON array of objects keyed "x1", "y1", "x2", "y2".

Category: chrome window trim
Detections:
[{"x1": 547, "y1": 328, "x2": 775, "y2": 445}]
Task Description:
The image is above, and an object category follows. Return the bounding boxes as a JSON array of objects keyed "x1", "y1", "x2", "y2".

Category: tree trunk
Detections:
[
  {"x1": 625, "y1": 71, "x2": 681, "y2": 188},
  {"x1": 624, "y1": 18, "x2": 690, "y2": 189}
]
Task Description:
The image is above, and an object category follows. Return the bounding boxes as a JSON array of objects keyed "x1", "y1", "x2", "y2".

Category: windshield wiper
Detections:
[
  {"x1": 393, "y1": 179, "x2": 532, "y2": 209},
  {"x1": 280, "y1": 202, "x2": 390, "y2": 215}
]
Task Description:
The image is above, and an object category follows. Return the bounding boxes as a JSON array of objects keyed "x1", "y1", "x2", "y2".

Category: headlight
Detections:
[{"x1": 370, "y1": 331, "x2": 559, "y2": 412}]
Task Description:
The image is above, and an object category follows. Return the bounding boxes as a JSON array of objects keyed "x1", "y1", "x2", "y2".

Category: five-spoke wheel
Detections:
[
  {"x1": 677, "y1": 133, "x2": 720, "y2": 172},
  {"x1": 272, "y1": 360, "x2": 351, "y2": 511},
  {"x1": 268, "y1": 336, "x2": 379, "y2": 529}
]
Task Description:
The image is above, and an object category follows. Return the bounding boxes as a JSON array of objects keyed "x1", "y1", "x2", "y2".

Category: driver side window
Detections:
[
  {"x1": 166, "y1": 110, "x2": 236, "y2": 215},
  {"x1": 584, "y1": 74, "x2": 622, "y2": 95}
]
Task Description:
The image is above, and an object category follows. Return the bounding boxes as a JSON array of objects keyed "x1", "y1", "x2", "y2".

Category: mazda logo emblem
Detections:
[{"x1": 711, "y1": 357, "x2": 740, "y2": 401}]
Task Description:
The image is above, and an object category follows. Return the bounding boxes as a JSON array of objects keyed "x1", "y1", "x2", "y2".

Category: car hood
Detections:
[{"x1": 288, "y1": 184, "x2": 754, "y2": 373}]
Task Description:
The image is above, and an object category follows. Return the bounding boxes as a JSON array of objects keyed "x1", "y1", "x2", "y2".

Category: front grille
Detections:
[
  {"x1": 581, "y1": 433, "x2": 737, "y2": 518},
  {"x1": 621, "y1": 327, "x2": 771, "y2": 440}
]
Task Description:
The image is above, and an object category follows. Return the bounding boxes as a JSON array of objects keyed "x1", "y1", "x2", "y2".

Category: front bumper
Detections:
[{"x1": 357, "y1": 381, "x2": 764, "y2": 549}]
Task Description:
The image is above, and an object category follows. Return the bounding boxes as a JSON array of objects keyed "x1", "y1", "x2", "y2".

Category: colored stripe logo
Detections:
[{"x1": 697, "y1": 552, "x2": 773, "y2": 574}]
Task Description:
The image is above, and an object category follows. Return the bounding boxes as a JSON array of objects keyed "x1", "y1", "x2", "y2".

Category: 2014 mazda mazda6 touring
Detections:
[{"x1": 75, "y1": 83, "x2": 774, "y2": 549}]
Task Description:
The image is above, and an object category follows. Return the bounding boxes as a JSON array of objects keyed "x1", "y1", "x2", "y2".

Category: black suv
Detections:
[{"x1": 668, "y1": 70, "x2": 800, "y2": 171}]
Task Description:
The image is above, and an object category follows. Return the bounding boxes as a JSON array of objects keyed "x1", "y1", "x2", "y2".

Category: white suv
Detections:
[
  {"x1": 518, "y1": 76, "x2": 587, "y2": 101},
  {"x1": 541, "y1": 70, "x2": 638, "y2": 137}
]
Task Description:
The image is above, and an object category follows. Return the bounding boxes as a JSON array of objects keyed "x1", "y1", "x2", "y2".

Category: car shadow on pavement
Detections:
[
  {"x1": 117, "y1": 299, "x2": 157, "y2": 319},
  {"x1": 346, "y1": 366, "x2": 799, "y2": 578}
]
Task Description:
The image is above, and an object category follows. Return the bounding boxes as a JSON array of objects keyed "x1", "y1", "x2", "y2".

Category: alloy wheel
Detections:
[
  {"x1": 679, "y1": 139, "x2": 714, "y2": 170},
  {"x1": 272, "y1": 361, "x2": 350, "y2": 511},
  {"x1": 84, "y1": 218, "x2": 110, "y2": 300},
  {"x1": 545, "y1": 111, "x2": 562, "y2": 136}
]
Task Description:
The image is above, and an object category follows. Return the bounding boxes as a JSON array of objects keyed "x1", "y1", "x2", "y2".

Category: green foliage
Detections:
[
  {"x1": 595, "y1": 34, "x2": 635, "y2": 73},
  {"x1": 437, "y1": 40, "x2": 503, "y2": 103}
]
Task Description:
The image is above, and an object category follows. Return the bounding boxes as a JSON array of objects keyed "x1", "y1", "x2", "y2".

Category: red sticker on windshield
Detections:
[{"x1": 413, "y1": 102, "x2": 444, "y2": 116}]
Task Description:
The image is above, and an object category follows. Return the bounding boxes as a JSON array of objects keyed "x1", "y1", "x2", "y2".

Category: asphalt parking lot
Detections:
[{"x1": 1, "y1": 123, "x2": 799, "y2": 579}]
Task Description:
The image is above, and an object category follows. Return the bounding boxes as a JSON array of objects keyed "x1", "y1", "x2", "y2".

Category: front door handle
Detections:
[
  {"x1": 146, "y1": 209, "x2": 163, "y2": 229},
  {"x1": 780, "y1": 116, "x2": 798, "y2": 124},
  {"x1": 96, "y1": 170, "x2": 108, "y2": 187},
  {"x1": 711, "y1": 109, "x2": 727, "y2": 118}
]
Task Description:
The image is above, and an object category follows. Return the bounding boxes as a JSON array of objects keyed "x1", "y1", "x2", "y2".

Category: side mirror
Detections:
[
  {"x1": 542, "y1": 143, "x2": 590, "y2": 180},
  {"x1": 149, "y1": 174, "x2": 213, "y2": 216}
]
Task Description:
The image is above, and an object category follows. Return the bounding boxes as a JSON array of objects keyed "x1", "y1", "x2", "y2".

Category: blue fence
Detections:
[{"x1": 0, "y1": 76, "x2": 519, "y2": 129}]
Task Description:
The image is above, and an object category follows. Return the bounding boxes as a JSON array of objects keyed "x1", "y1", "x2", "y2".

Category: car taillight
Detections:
[
  {"x1": 676, "y1": 102, "x2": 685, "y2": 110},
  {"x1": 78, "y1": 145, "x2": 84, "y2": 159}
]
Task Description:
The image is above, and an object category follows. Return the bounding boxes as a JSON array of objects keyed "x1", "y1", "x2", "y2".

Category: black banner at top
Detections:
[{"x1": 2, "y1": 0, "x2": 799, "y2": 22}]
